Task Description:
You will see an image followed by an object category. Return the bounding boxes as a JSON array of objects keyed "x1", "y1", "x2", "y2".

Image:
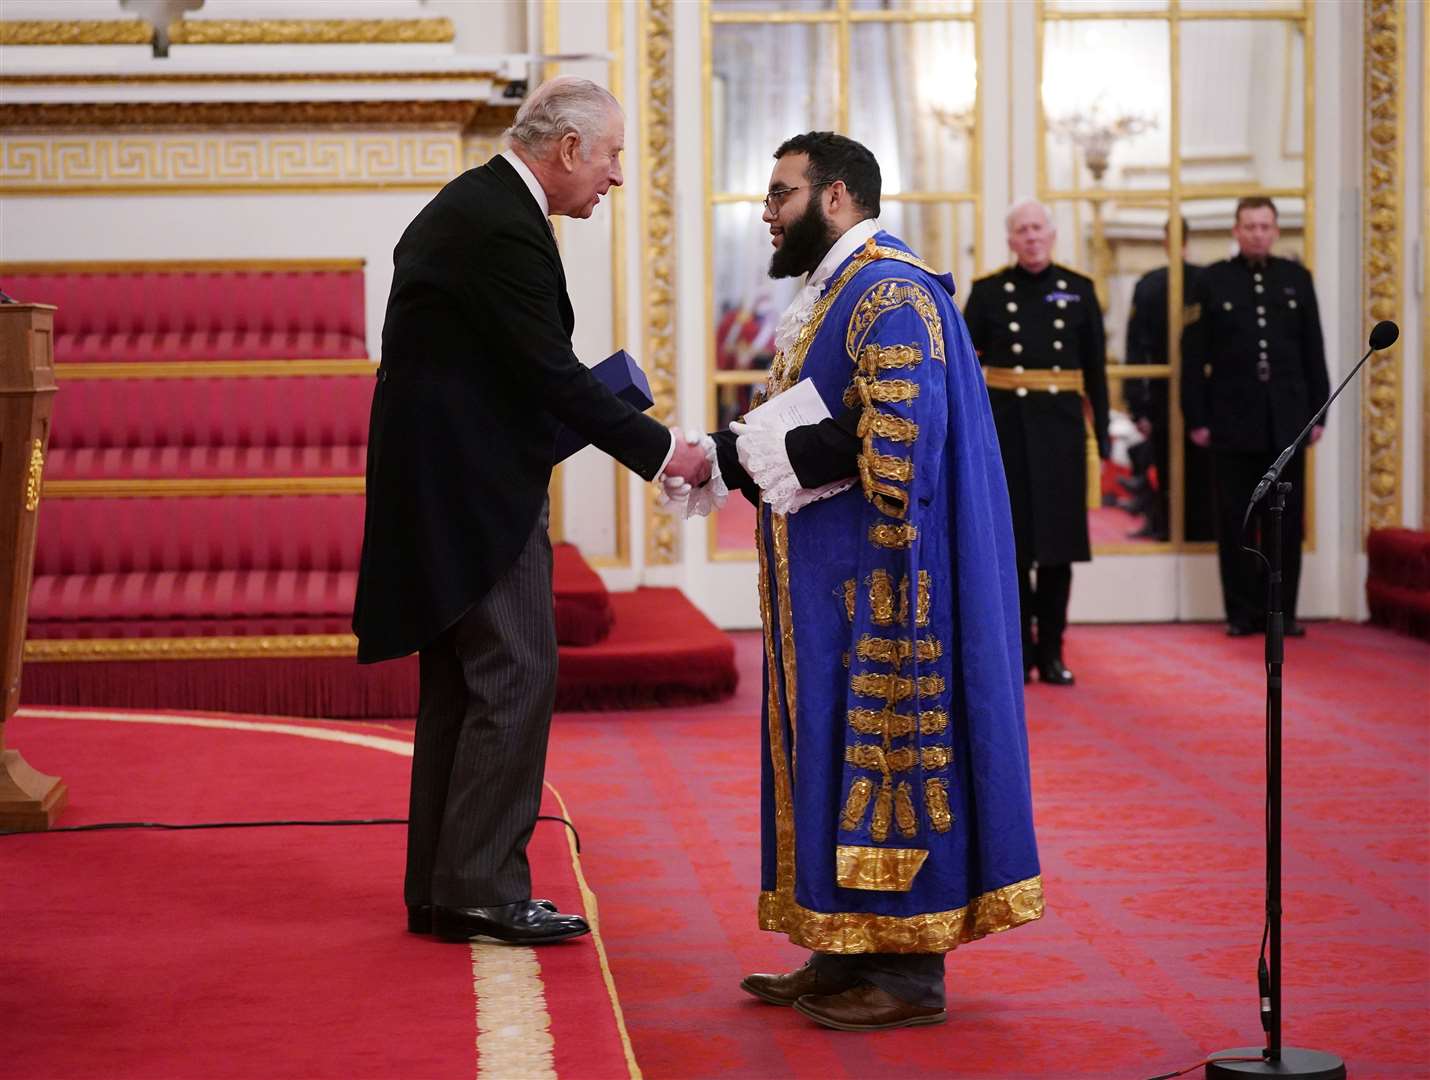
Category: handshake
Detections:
[{"x1": 659, "y1": 427, "x2": 725, "y2": 518}]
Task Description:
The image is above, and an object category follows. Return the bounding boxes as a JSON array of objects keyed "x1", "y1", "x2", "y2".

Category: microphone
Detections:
[{"x1": 1243, "y1": 320, "x2": 1399, "y2": 527}]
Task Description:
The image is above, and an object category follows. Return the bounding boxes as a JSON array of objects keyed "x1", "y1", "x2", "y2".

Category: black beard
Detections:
[{"x1": 769, "y1": 197, "x2": 837, "y2": 280}]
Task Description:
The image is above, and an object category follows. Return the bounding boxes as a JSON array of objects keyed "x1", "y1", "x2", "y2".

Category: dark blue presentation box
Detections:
[{"x1": 553, "y1": 349, "x2": 655, "y2": 463}]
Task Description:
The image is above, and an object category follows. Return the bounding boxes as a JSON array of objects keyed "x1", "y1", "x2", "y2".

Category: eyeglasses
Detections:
[{"x1": 763, "y1": 180, "x2": 834, "y2": 212}]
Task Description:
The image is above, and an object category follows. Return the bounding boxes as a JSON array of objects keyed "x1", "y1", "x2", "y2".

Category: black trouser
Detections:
[
  {"x1": 1212, "y1": 449, "x2": 1306, "y2": 629},
  {"x1": 1017, "y1": 561, "x2": 1073, "y2": 668},
  {"x1": 809, "y1": 951, "x2": 946, "y2": 1008},
  {"x1": 405, "y1": 502, "x2": 559, "y2": 909}
]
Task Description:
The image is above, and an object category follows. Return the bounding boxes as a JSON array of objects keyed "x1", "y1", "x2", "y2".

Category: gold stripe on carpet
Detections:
[
  {"x1": 546, "y1": 781, "x2": 644, "y2": 1080},
  {"x1": 471, "y1": 944, "x2": 555, "y2": 1079}
]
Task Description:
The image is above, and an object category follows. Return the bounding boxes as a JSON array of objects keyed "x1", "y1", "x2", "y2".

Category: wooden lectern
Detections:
[{"x1": 0, "y1": 304, "x2": 66, "y2": 830}]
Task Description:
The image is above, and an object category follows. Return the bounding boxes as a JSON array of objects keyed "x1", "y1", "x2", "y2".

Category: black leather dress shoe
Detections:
[
  {"x1": 407, "y1": 899, "x2": 556, "y2": 934},
  {"x1": 1284, "y1": 620, "x2": 1306, "y2": 637},
  {"x1": 1225, "y1": 622, "x2": 1259, "y2": 637},
  {"x1": 1036, "y1": 657, "x2": 1075, "y2": 686},
  {"x1": 432, "y1": 901, "x2": 589, "y2": 944}
]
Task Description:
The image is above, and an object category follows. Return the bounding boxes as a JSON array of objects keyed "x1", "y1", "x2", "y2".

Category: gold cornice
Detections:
[
  {"x1": 641, "y1": 0, "x2": 678, "y2": 564},
  {"x1": 24, "y1": 634, "x2": 358, "y2": 662},
  {"x1": 44, "y1": 477, "x2": 364, "y2": 499},
  {"x1": 0, "y1": 20, "x2": 152, "y2": 46},
  {"x1": 55, "y1": 360, "x2": 375, "y2": 381},
  {"x1": 0, "y1": 70, "x2": 503, "y2": 86},
  {"x1": 166, "y1": 18, "x2": 455, "y2": 45},
  {"x1": 1363, "y1": 0, "x2": 1404, "y2": 534},
  {"x1": 1, "y1": 258, "x2": 364, "y2": 273},
  {"x1": 0, "y1": 100, "x2": 514, "y2": 131}
]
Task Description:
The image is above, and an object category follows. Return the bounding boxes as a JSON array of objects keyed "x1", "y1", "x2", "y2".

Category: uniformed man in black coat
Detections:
[
  {"x1": 1123, "y1": 217, "x2": 1213, "y2": 542},
  {"x1": 964, "y1": 200, "x2": 1109, "y2": 685},
  {"x1": 1181, "y1": 197, "x2": 1328, "y2": 636},
  {"x1": 354, "y1": 78, "x2": 709, "y2": 944}
]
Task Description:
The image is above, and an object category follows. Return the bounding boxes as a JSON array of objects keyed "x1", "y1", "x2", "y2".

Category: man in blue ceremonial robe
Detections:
[{"x1": 669, "y1": 133, "x2": 1043, "y2": 1031}]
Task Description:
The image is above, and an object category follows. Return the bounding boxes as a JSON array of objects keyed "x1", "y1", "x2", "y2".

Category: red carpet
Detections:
[
  {"x1": 2, "y1": 708, "x2": 636, "y2": 1080},
  {"x1": 542, "y1": 622, "x2": 1429, "y2": 1078}
]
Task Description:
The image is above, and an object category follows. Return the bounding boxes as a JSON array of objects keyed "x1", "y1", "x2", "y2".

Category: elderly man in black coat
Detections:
[
  {"x1": 963, "y1": 200, "x2": 1109, "y2": 686},
  {"x1": 354, "y1": 77, "x2": 709, "y2": 944}
]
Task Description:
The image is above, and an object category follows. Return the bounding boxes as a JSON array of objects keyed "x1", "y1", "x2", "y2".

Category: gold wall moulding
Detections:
[
  {"x1": 641, "y1": 0, "x2": 678, "y2": 565},
  {"x1": 166, "y1": 18, "x2": 455, "y2": 45},
  {"x1": 44, "y1": 476, "x2": 365, "y2": 499},
  {"x1": 1363, "y1": 0, "x2": 1403, "y2": 533},
  {"x1": 24, "y1": 634, "x2": 359, "y2": 663},
  {"x1": 1, "y1": 258, "x2": 365, "y2": 273},
  {"x1": 0, "y1": 100, "x2": 515, "y2": 131},
  {"x1": 0, "y1": 133, "x2": 464, "y2": 194},
  {"x1": 25, "y1": 438, "x2": 45, "y2": 512},
  {"x1": 0, "y1": 70, "x2": 504, "y2": 86},
  {"x1": 0, "y1": 20, "x2": 152, "y2": 46}
]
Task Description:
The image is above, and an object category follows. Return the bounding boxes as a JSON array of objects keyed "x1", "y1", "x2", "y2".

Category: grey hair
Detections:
[
  {"x1": 504, "y1": 76, "x2": 621, "y2": 160},
  {"x1": 1005, "y1": 198, "x2": 1053, "y2": 232}
]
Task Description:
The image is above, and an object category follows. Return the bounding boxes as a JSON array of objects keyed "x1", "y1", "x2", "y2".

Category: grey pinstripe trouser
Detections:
[{"x1": 404, "y1": 502, "x2": 558, "y2": 908}]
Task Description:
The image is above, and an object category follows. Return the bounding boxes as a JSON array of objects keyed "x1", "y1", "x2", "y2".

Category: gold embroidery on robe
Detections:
[
  {"x1": 925, "y1": 778, "x2": 953, "y2": 832},
  {"x1": 857, "y1": 343, "x2": 922, "y2": 374},
  {"x1": 870, "y1": 783, "x2": 893, "y2": 842},
  {"x1": 850, "y1": 671, "x2": 946, "y2": 704},
  {"x1": 834, "y1": 845, "x2": 929, "y2": 892},
  {"x1": 895, "y1": 571, "x2": 932, "y2": 626},
  {"x1": 921, "y1": 746, "x2": 951, "y2": 771},
  {"x1": 855, "y1": 635, "x2": 943, "y2": 668},
  {"x1": 868, "y1": 570, "x2": 896, "y2": 626},
  {"x1": 840, "y1": 777, "x2": 874, "y2": 832},
  {"x1": 841, "y1": 579, "x2": 857, "y2": 621},
  {"x1": 856, "y1": 410, "x2": 919, "y2": 444},
  {"x1": 893, "y1": 781, "x2": 918, "y2": 838},
  {"x1": 845, "y1": 278, "x2": 946, "y2": 365},
  {"x1": 870, "y1": 522, "x2": 918, "y2": 549}
]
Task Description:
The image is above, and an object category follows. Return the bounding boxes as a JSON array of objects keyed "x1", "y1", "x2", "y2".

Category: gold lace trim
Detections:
[
  {"x1": 835, "y1": 844, "x2": 928, "y2": 891},
  {"x1": 839, "y1": 776, "x2": 875, "y2": 832},
  {"x1": 925, "y1": 778, "x2": 953, "y2": 832},
  {"x1": 870, "y1": 522, "x2": 918, "y2": 549}
]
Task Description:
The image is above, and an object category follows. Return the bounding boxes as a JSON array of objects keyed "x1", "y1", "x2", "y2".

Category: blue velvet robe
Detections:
[{"x1": 755, "y1": 232, "x2": 1043, "y2": 953}]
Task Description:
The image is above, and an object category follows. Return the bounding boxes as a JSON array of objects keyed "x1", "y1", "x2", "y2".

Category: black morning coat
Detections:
[
  {"x1": 353, "y1": 155, "x2": 671, "y2": 663},
  {"x1": 962, "y1": 263, "x2": 1110, "y2": 566},
  {"x1": 1180, "y1": 254, "x2": 1329, "y2": 454}
]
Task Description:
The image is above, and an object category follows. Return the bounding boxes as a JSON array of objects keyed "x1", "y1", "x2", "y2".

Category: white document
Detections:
[{"x1": 741, "y1": 377, "x2": 831, "y2": 431}]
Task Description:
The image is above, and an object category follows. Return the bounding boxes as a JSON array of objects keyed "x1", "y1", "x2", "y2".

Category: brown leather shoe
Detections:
[
  {"x1": 739, "y1": 962, "x2": 859, "y2": 1006},
  {"x1": 794, "y1": 983, "x2": 947, "y2": 1031}
]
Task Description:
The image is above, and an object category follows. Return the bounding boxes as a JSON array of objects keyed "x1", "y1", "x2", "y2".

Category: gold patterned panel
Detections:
[
  {"x1": 166, "y1": 19, "x2": 455, "y2": 44},
  {"x1": 857, "y1": 454, "x2": 910, "y2": 519},
  {"x1": 925, "y1": 779, "x2": 953, "y2": 833},
  {"x1": 848, "y1": 707, "x2": 947, "y2": 743},
  {"x1": 642, "y1": 0, "x2": 678, "y2": 563},
  {"x1": 755, "y1": 512, "x2": 797, "y2": 910},
  {"x1": 840, "y1": 777, "x2": 875, "y2": 832},
  {"x1": 855, "y1": 378, "x2": 919, "y2": 406},
  {"x1": 841, "y1": 579, "x2": 857, "y2": 621},
  {"x1": 845, "y1": 744, "x2": 916, "y2": 775},
  {"x1": 44, "y1": 477, "x2": 363, "y2": 499},
  {"x1": 896, "y1": 570, "x2": 931, "y2": 627},
  {"x1": 835, "y1": 844, "x2": 928, "y2": 892},
  {"x1": 1363, "y1": 0, "x2": 1404, "y2": 533},
  {"x1": 921, "y1": 746, "x2": 951, "y2": 771},
  {"x1": 870, "y1": 783, "x2": 893, "y2": 842},
  {"x1": 849, "y1": 672, "x2": 945, "y2": 705},
  {"x1": 0, "y1": 20, "x2": 151, "y2": 45},
  {"x1": 861, "y1": 453, "x2": 913, "y2": 483},
  {"x1": 760, "y1": 874, "x2": 1045, "y2": 954},
  {"x1": 869, "y1": 522, "x2": 918, "y2": 550},
  {"x1": 24, "y1": 439, "x2": 44, "y2": 512},
  {"x1": 0, "y1": 133, "x2": 464, "y2": 195}
]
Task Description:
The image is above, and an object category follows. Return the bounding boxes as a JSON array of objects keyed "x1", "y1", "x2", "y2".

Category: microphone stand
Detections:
[{"x1": 1201, "y1": 330, "x2": 1396, "y2": 1080}]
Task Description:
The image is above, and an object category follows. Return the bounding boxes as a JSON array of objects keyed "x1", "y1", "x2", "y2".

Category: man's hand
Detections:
[
  {"x1": 1189, "y1": 427, "x2": 1211, "y2": 448},
  {"x1": 1309, "y1": 424, "x2": 1325, "y2": 445},
  {"x1": 663, "y1": 427, "x2": 712, "y2": 488},
  {"x1": 1135, "y1": 418, "x2": 1153, "y2": 438}
]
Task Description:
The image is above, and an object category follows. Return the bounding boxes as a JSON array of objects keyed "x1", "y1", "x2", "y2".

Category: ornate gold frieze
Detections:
[
  {"x1": 869, "y1": 522, "x2": 918, "y2": 549},
  {"x1": 759, "y1": 873, "x2": 1045, "y2": 954},
  {"x1": 0, "y1": 20, "x2": 152, "y2": 45},
  {"x1": 642, "y1": 0, "x2": 678, "y2": 563},
  {"x1": 24, "y1": 438, "x2": 44, "y2": 512},
  {"x1": 835, "y1": 843, "x2": 927, "y2": 891},
  {"x1": 0, "y1": 133, "x2": 463, "y2": 194},
  {"x1": 0, "y1": 100, "x2": 513, "y2": 131},
  {"x1": 1363, "y1": 0, "x2": 1404, "y2": 532},
  {"x1": 24, "y1": 634, "x2": 358, "y2": 662},
  {"x1": 166, "y1": 19, "x2": 455, "y2": 45}
]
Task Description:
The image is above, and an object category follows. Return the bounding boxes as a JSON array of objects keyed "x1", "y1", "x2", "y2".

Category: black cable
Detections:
[{"x1": 1, "y1": 813, "x2": 582, "y2": 851}]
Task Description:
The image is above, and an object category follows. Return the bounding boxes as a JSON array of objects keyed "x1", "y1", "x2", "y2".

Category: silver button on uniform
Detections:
[
  {"x1": 1006, "y1": 302, "x2": 1018, "y2": 313},
  {"x1": 1011, "y1": 343, "x2": 1023, "y2": 354},
  {"x1": 1053, "y1": 340, "x2": 1063, "y2": 351},
  {"x1": 1054, "y1": 318, "x2": 1065, "y2": 329},
  {"x1": 1009, "y1": 322, "x2": 1020, "y2": 332},
  {"x1": 1016, "y1": 387, "x2": 1028, "y2": 398},
  {"x1": 1004, "y1": 281, "x2": 1015, "y2": 293}
]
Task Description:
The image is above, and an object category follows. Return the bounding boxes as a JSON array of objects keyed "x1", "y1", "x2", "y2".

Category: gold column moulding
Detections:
[
  {"x1": 166, "y1": 19, "x2": 455, "y2": 45},
  {"x1": 1362, "y1": 0, "x2": 1404, "y2": 534},
  {"x1": 642, "y1": 0, "x2": 679, "y2": 565}
]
